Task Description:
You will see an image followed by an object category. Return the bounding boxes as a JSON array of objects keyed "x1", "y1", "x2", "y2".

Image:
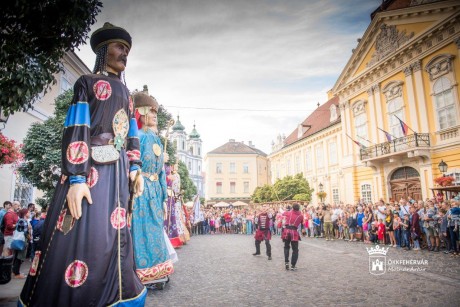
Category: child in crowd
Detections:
[
  {"x1": 377, "y1": 218, "x2": 385, "y2": 244},
  {"x1": 369, "y1": 223, "x2": 378, "y2": 244}
]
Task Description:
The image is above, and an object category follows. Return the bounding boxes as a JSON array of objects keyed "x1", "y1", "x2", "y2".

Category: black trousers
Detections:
[
  {"x1": 255, "y1": 239, "x2": 271, "y2": 257},
  {"x1": 197, "y1": 221, "x2": 203, "y2": 235},
  {"x1": 12, "y1": 250, "x2": 23, "y2": 275},
  {"x1": 284, "y1": 239, "x2": 299, "y2": 267}
]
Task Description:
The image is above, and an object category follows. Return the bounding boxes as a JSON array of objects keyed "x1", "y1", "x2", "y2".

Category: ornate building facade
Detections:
[
  {"x1": 269, "y1": 0, "x2": 460, "y2": 204},
  {"x1": 169, "y1": 116, "x2": 205, "y2": 197}
]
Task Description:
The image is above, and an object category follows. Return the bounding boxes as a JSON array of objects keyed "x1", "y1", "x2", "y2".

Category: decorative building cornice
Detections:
[
  {"x1": 425, "y1": 53, "x2": 455, "y2": 81},
  {"x1": 352, "y1": 100, "x2": 367, "y2": 117},
  {"x1": 366, "y1": 24, "x2": 415, "y2": 68},
  {"x1": 382, "y1": 80, "x2": 404, "y2": 102},
  {"x1": 333, "y1": 12, "x2": 460, "y2": 101}
]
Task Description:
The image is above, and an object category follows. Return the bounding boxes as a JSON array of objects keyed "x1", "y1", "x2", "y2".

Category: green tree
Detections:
[
  {"x1": 19, "y1": 90, "x2": 72, "y2": 208},
  {"x1": 157, "y1": 104, "x2": 176, "y2": 164},
  {"x1": 274, "y1": 173, "x2": 313, "y2": 201},
  {"x1": 0, "y1": 0, "x2": 102, "y2": 116},
  {"x1": 251, "y1": 184, "x2": 275, "y2": 203},
  {"x1": 176, "y1": 161, "x2": 197, "y2": 202}
]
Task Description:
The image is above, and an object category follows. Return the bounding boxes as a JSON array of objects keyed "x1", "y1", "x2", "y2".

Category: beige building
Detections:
[
  {"x1": 204, "y1": 139, "x2": 269, "y2": 205},
  {"x1": 269, "y1": 97, "x2": 343, "y2": 204},
  {"x1": 0, "y1": 51, "x2": 91, "y2": 206},
  {"x1": 269, "y1": 0, "x2": 460, "y2": 204}
]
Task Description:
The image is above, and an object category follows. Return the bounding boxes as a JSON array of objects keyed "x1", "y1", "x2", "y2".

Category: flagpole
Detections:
[
  {"x1": 394, "y1": 115, "x2": 416, "y2": 134},
  {"x1": 357, "y1": 134, "x2": 374, "y2": 145},
  {"x1": 377, "y1": 127, "x2": 396, "y2": 140}
]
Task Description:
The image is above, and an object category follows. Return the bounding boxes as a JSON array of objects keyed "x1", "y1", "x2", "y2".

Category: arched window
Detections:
[
  {"x1": 434, "y1": 76, "x2": 457, "y2": 130},
  {"x1": 387, "y1": 97, "x2": 405, "y2": 138},
  {"x1": 355, "y1": 113, "x2": 368, "y2": 141}
]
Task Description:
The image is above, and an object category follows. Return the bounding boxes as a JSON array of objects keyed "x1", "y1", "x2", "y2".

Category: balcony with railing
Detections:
[{"x1": 360, "y1": 133, "x2": 430, "y2": 162}]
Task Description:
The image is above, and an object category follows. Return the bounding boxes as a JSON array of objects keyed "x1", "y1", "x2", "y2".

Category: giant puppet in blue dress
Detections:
[{"x1": 131, "y1": 88, "x2": 174, "y2": 284}]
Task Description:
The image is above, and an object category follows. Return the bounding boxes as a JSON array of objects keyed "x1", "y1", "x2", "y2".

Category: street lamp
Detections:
[{"x1": 438, "y1": 160, "x2": 448, "y2": 176}]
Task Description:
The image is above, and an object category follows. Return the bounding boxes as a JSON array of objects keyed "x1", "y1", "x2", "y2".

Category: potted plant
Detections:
[{"x1": 433, "y1": 176, "x2": 455, "y2": 187}]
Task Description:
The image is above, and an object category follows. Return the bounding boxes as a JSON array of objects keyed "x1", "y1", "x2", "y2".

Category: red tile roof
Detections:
[{"x1": 283, "y1": 96, "x2": 341, "y2": 148}]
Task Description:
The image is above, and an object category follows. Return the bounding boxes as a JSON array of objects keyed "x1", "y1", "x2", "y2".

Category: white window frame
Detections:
[
  {"x1": 243, "y1": 181, "x2": 249, "y2": 193},
  {"x1": 361, "y1": 184, "x2": 373, "y2": 204},
  {"x1": 328, "y1": 141, "x2": 337, "y2": 165},
  {"x1": 230, "y1": 182, "x2": 236, "y2": 193},
  {"x1": 229, "y1": 162, "x2": 236, "y2": 174},
  {"x1": 433, "y1": 76, "x2": 458, "y2": 130},
  {"x1": 216, "y1": 163, "x2": 222, "y2": 174},
  {"x1": 216, "y1": 182, "x2": 222, "y2": 194},
  {"x1": 315, "y1": 145, "x2": 324, "y2": 169}
]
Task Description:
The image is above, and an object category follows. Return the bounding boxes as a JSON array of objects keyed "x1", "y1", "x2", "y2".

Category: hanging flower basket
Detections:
[
  {"x1": 316, "y1": 191, "x2": 327, "y2": 199},
  {"x1": 433, "y1": 176, "x2": 454, "y2": 187},
  {"x1": 0, "y1": 133, "x2": 24, "y2": 167}
]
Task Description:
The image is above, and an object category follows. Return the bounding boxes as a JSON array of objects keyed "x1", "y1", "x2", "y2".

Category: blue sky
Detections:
[{"x1": 76, "y1": 0, "x2": 381, "y2": 155}]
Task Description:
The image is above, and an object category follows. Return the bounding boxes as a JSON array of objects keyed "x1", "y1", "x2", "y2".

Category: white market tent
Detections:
[
  {"x1": 232, "y1": 201, "x2": 248, "y2": 207},
  {"x1": 213, "y1": 201, "x2": 230, "y2": 208}
]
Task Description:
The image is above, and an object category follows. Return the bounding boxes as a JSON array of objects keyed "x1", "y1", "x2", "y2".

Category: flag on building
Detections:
[
  {"x1": 378, "y1": 127, "x2": 392, "y2": 142},
  {"x1": 395, "y1": 115, "x2": 410, "y2": 136}
]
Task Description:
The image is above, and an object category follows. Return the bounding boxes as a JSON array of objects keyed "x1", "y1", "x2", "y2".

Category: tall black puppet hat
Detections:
[{"x1": 90, "y1": 22, "x2": 132, "y2": 53}]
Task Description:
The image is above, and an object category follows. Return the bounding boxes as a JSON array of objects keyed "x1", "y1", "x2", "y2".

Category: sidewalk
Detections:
[{"x1": 0, "y1": 260, "x2": 30, "y2": 307}]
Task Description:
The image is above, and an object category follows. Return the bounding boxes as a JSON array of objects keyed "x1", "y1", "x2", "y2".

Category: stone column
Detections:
[
  {"x1": 373, "y1": 84, "x2": 385, "y2": 141},
  {"x1": 404, "y1": 65, "x2": 420, "y2": 132},
  {"x1": 344, "y1": 101, "x2": 354, "y2": 155},
  {"x1": 339, "y1": 101, "x2": 349, "y2": 154},
  {"x1": 411, "y1": 60, "x2": 429, "y2": 133},
  {"x1": 367, "y1": 87, "x2": 379, "y2": 143}
]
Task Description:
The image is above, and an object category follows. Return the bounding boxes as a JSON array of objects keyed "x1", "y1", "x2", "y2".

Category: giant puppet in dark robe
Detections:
[{"x1": 19, "y1": 23, "x2": 146, "y2": 306}]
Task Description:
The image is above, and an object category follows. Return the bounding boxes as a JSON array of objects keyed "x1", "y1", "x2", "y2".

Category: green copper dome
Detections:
[
  {"x1": 189, "y1": 123, "x2": 200, "y2": 139},
  {"x1": 172, "y1": 115, "x2": 185, "y2": 131}
]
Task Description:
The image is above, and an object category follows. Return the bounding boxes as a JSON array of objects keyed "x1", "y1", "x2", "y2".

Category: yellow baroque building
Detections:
[{"x1": 270, "y1": 0, "x2": 460, "y2": 204}]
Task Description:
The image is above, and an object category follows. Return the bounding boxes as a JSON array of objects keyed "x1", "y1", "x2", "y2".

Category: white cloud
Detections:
[{"x1": 76, "y1": 0, "x2": 380, "y2": 155}]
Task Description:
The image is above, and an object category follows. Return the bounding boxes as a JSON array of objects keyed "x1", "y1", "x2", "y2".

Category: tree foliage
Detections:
[
  {"x1": 177, "y1": 161, "x2": 197, "y2": 202},
  {"x1": 19, "y1": 90, "x2": 72, "y2": 207},
  {"x1": 0, "y1": 0, "x2": 102, "y2": 116},
  {"x1": 251, "y1": 173, "x2": 314, "y2": 203}
]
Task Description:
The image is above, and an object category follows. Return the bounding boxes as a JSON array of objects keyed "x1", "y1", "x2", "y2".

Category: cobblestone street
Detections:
[{"x1": 148, "y1": 234, "x2": 460, "y2": 307}]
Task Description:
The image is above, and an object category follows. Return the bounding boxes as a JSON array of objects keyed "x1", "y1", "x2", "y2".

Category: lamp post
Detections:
[
  {"x1": 438, "y1": 160, "x2": 448, "y2": 176},
  {"x1": 319, "y1": 182, "x2": 324, "y2": 202}
]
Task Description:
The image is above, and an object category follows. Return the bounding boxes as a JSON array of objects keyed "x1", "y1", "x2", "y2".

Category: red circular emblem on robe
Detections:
[
  {"x1": 111, "y1": 207, "x2": 127, "y2": 229},
  {"x1": 93, "y1": 80, "x2": 112, "y2": 101},
  {"x1": 86, "y1": 167, "x2": 99, "y2": 188},
  {"x1": 65, "y1": 260, "x2": 88, "y2": 288},
  {"x1": 66, "y1": 141, "x2": 89, "y2": 165}
]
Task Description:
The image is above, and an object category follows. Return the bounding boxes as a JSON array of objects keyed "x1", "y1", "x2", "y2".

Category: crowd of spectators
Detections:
[
  {"x1": 189, "y1": 194, "x2": 460, "y2": 256},
  {"x1": 0, "y1": 201, "x2": 46, "y2": 280}
]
